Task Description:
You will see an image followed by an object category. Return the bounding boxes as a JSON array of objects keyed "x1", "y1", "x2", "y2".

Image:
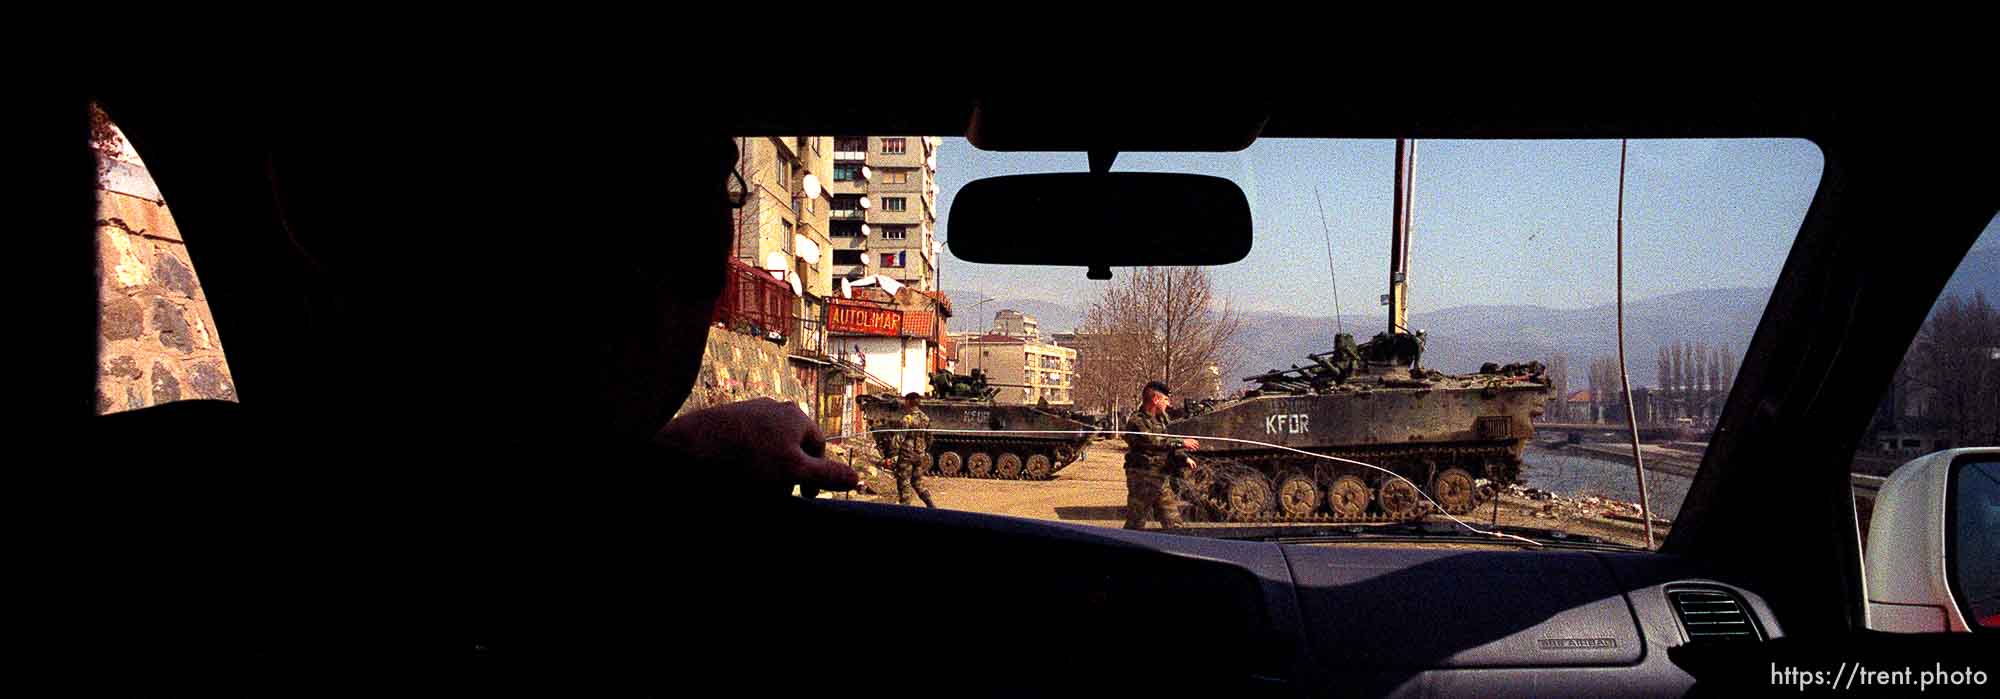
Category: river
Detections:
[{"x1": 1519, "y1": 445, "x2": 1693, "y2": 516}]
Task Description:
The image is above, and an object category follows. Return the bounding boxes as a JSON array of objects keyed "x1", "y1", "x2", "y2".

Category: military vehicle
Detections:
[
  {"x1": 1170, "y1": 333, "x2": 1551, "y2": 522},
  {"x1": 1167, "y1": 138, "x2": 1553, "y2": 522},
  {"x1": 855, "y1": 369, "x2": 1097, "y2": 481}
]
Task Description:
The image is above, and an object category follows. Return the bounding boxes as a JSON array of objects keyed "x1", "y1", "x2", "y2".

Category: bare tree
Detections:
[
  {"x1": 1588, "y1": 356, "x2": 1620, "y2": 424},
  {"x1": 1075, "y1": 285, "x2": 1143, "y2": 418},
  {"x1": 1707, "y1": 344, "x2": 1724, "y2": 395},
  {"x1": 1694, "y1": 341, "x2": 1710, "y2": 394},
  {"x1": 1720, "y1": 345, "x2": 1736, "y2": 390},
  {"x1": 1656, "y1": 346, "x2": 1671, "y2": 393},
  {"x1": 1670, "y1": 340, "x2": 1686, "y2": 403},
  {"x1": 1548, "y1": 353, "x2": 1571, "y2": 421},
  {"x1": 1077, "y1": 267, "x2": 1242, "y2": 416},
  {"x1": 1586, "y1": 357, "x2": 1601, "y2": 423},
  {"x1": 1907, "y1": 291, "x2": 2000, "y2": 446}
]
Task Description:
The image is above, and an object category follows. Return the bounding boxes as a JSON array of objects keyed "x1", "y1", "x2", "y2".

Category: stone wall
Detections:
[
  {"x1": 673, "y1": 328, "x2": 889, "y2": 493},
  {"x1": 93, "y1": 128, "x2": 237, "y2": 415},
  {"x1": 674, "y1": 329, "x2": 814, "y2": 420}
]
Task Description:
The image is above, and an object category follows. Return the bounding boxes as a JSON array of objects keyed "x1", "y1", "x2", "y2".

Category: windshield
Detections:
[{"x1": 715, "y1": 136, "x2": 1822, "y2": 551}]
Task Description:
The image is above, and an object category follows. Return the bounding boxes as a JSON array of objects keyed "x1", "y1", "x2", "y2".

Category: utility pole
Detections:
[
  {"x1": 1388, "y1": 139, "x2": 1417, "y2": 335},
  {"x1": 1613, "y1": 139, "x2": 1656, "y2": 549}
]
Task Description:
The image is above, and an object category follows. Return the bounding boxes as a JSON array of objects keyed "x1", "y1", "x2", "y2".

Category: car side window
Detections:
[
  {"x1": 91, "y1": 104, "x2": 238, "y2": 414},
  {"x1": 1854, "y1": 215, "x2": 1999, "y2": 538}
]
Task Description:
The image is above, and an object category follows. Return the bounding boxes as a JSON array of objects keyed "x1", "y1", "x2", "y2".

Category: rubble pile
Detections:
[{"x1": 1501, "y1": 483, "x2": 1659, "y2": 523}]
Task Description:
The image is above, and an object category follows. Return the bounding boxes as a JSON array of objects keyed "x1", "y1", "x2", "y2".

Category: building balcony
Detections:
[
  {"x1": 713, "y1": 258, "x2": 791, "y2": 341},
  {"x1": 834, "y1": 150, "x2": 867, "y2": 161},
  {"x1": 830, "y1": 209, "x2": 864, "y2": 220},
  {"x1": 789, "y1": 314, "x2": 828, "y2": 359}
]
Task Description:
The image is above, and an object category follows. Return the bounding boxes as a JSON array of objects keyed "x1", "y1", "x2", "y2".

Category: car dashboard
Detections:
[{"x1": 759, "y1": 498, "x2": 1783, "y2": 698}]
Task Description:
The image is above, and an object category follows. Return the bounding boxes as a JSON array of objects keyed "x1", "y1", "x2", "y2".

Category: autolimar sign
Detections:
[{"x1": 829, "y1": 301, "x2": 903, "y2": 336}]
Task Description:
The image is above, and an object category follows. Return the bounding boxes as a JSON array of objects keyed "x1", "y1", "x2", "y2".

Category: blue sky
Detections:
[{"x1": 934, "y1": 138, "x2": 1830, "y2": 316}]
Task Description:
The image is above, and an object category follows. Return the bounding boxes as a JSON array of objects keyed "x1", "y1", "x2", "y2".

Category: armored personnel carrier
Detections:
[
  {"x1": 856, "y1": 370, "x2": 1097, "y2": 481},
  {"x1": 1169, "y1": 332, "x2": 1552, "y2": 522},
  {"x1": 1168, "y1": 137, "x2": 1552, "y2": 522}
]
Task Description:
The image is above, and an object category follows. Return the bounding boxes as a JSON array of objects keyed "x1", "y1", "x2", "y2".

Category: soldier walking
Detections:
[
  {"x1": 1123, "y1": 381, "x2": 1199, "y2": 530},
  {"x1": 889, "y1": 392, "x2": 937, "y2": 508}
]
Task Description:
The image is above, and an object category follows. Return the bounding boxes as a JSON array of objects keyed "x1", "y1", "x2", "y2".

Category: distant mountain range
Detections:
[
  {"x1": 1231, "y1": 287, "x2": 1771, "y2": 389},
  {"x1": 941, "y1": 291, "x2": 1081, "y2": 335},
  {"x1": 941, "y1": 245, "x2": 2000, "y2": 390}
]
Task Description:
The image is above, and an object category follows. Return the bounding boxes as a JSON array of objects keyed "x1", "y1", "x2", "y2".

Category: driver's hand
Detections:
[
  {"x1": 1182, "y1": 438, "x2": 1200, "y2": 451},
  {"x1": 655, "y1": 398, "x2": 859, "y2": 496}
]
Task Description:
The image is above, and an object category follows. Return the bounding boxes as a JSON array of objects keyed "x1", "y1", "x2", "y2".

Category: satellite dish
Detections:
[
  {"x1": 927, "y1": 155, "x2": 937, "y2": 170},
  {"x1": 802, "y1": 174, "x2": 822, "y2": 199},
  {"x1": 764, "y1": 251, "x2": 789, "y2": 271},
  {"x1": 860, "y1": 224, "x2": 871, "y2": 236},
  {"x1": 861, "y1": 166, "x2": 872, "y2": 180},
  {"x1": 859, "y1": 196, "x2": 872, "y2": 209},
  {"x1": 859, "y1": 252, "x2": 870, "y2": 265}
]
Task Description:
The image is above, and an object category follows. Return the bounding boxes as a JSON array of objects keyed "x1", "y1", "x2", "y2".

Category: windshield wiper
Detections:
[{"x1": 1181, "y1": 521, "x2": 1643, "y2": 551}]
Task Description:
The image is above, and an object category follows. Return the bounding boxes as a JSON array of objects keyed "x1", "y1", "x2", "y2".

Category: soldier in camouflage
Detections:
[
  {"x1": 1123, "y1": 380, "x2": 1199, "y2": 530},
  {"x1": 888, "y1": 392, "x2": 937, "y2": 508}
]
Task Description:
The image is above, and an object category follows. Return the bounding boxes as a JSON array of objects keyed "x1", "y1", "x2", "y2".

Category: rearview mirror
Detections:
[
  {"x1": 947, "y1": 173, "x2": 1252, "y2": 272},
  {"x1": 1864, "y1": 448, "x2": 2000, "y2": 633}
]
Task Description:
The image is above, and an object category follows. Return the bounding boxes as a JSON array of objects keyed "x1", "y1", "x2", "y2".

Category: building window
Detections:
[
  {"x1": 831, "y1": 220, "x2": 862, "y2": 237},
  {"x1": 774, "y1": 157, "x2": 792, "y2": 191},
  {"x1": 833, "y1": 250, "x2": 864, "y2": 265},
  {"x1": 881, "y1": 226, "x2": 908, "y2": 240},
  {"x1": 882, "y1": 138, "x2": 907, "y2": 155},
  {"x1": 880, "y1": 251, "x2": 907, "y2": 268},
  {"x1": 834, "y1": 163, "x2": 862, "y2": 182},
  {"x1": 832, "y1": 194, "x2": 861, "y2": 215},
  {"x1": 883, "y1": 197, "x2": 907, "y2": 212},
  {"x1": 884, "y1": 169, "x2": 909, "y2": 185}
]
